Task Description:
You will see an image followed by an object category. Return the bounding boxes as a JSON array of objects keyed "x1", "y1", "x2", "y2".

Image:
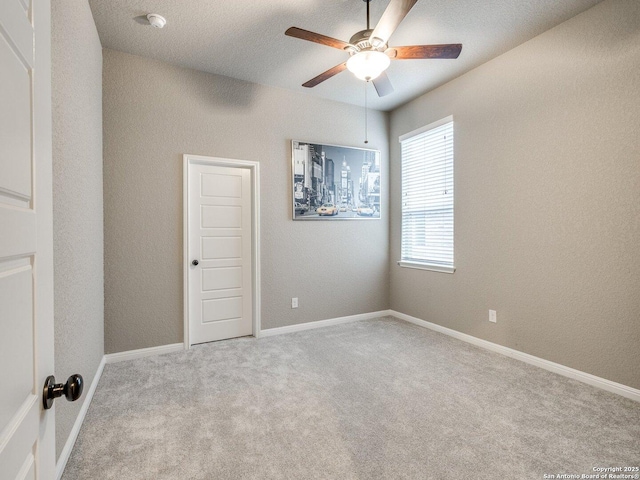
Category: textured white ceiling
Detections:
[{"x1": 88, "y1": 0, "x2": 602, "y2": 111}]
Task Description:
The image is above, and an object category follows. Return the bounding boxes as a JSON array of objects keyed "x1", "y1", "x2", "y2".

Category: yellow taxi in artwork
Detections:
[{"x1": 317, "y1": 203, "x2": 339, "y2": 216}]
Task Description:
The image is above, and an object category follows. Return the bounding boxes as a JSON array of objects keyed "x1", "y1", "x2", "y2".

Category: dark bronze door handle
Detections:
[
  {"x1": 192, "y1": 259, "x2": 199, "y2": 266},
  {"x1": 43, "y1": 374, "x2": 84, "y2": 409}
]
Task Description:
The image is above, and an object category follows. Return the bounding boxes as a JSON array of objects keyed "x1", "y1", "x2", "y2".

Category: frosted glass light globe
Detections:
[{"x1": 346, "y1": 51, "x2": 391, "y2": 81}]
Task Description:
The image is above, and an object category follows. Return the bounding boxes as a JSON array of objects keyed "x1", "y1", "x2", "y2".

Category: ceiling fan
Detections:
[{"x1": 285, "y1": 0, "x2": 462, "y2": 97}]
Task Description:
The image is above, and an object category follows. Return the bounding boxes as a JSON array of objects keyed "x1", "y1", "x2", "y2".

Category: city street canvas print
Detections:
[{"x1": 292, "y1": 141, "x2": 381, "y2": 220}]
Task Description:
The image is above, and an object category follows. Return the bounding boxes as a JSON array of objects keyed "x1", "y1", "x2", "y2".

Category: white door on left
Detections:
[{"x1": 0, "y1": 0, "x2": 56, "y2": 479}]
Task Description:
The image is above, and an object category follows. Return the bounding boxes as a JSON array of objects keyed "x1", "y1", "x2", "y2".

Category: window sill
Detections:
[{"x1": 397, "y1": 261, "x2": 456, "y2": 274}]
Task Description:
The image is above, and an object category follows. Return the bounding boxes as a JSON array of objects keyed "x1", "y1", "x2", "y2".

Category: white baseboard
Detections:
[
  {"x1": 56, "y1": 355, "x2": 106, "y2": 480},
  {"x1": 260, "y1": 310, "x2": 392, "y2": 337},
  {"x1": 104, "y1": 343, "x2": 185, "y2": 364},
  {"x1": 389, "y1": 310, "x2": 640, "y2": 403}
]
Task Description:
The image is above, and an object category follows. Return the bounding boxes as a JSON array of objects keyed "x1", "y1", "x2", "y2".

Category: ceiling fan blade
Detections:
[
  {"x1": 370, "y1": 0, "x2": 418, "y2": 46},
  {"x1": 285, "y1": 27, "x2": 350, "y2": 50},
  {"x1": 372, "y1": 71, "x2": 394, "y2": 97},
  {"x1": 302, "y1": 62, "x2": 348, "y2": 88},
  {"x1": 389, "y1": 44, "x2": 462, "y2": 59}
]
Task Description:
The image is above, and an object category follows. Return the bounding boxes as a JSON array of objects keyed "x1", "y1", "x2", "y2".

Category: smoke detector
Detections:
[{"x1": 146, "y1": 14, "x2": 166, "y2": 29}]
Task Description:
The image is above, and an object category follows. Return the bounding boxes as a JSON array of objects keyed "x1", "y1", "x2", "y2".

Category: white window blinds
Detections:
[{"x1": 400, "y1": 116, "x2": 454, "y2": 272}]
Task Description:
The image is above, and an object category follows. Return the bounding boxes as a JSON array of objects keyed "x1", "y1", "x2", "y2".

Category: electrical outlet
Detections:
[
  {"x1": 489, "y1": 310, "x2": 497, "y2": 323},
  {"x1": 291, "y1": 297, "x2": 298, "y2": 309}
]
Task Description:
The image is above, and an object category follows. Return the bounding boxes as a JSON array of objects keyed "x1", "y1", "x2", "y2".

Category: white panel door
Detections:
[
  {"x1": 0, "y1": 0, "x2": 56, "y2": 479},
  {"x1": 188, "y1": 164, "x2": 253, "y2": 344}
]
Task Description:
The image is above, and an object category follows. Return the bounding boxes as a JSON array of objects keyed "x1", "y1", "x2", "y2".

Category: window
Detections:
[{"x1": 399, "y1": 116, "x2": 455, "y2": 273}]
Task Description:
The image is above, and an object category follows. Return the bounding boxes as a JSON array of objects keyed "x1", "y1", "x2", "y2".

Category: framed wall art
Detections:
[{"x1": 291, "y1": 141, "x2": 381, "y2": 220}]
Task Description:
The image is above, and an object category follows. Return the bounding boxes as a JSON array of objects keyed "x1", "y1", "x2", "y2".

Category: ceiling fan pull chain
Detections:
[{"x1": 364, "y1": 82, "x2": 369, "y2": 144}]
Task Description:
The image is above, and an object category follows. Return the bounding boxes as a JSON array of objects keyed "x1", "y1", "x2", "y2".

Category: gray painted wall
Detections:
[
  {"x1": 51, "y1": 0, "x2": 104, "y2": 461},
  {"x1": 389, "y1": 0, "x2": 640, "y2": 390},
  {"x1": 102, "y1": 49, "x2": 389, "y2": 353}
]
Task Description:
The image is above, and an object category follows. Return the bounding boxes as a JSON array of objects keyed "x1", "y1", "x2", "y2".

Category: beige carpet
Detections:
[{"x1": 62, "y1": 317, "x2": 640, "y2": 479}]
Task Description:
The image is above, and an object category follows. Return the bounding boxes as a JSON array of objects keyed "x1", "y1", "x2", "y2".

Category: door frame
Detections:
[{"x1": 183, "y1": 154, "x2": 261, "y2": 348}]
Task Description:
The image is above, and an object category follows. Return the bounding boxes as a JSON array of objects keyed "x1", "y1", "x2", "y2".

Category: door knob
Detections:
[
  {"x1": 43, "y1": 374, "x2": 84, "y2": 410},
  {"x1": 192, "y1": 259, "x2": 199, "y2": 266}
]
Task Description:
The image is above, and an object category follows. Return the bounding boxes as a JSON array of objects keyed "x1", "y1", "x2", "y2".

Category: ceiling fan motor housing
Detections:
[{"x1": 347, "y1": 29, "x2": 386, "y2": 54}]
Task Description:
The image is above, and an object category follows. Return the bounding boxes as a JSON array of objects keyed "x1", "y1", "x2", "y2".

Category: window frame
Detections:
[{"x1": 398, "y1": 116, "x2": 456, "y2": 274}]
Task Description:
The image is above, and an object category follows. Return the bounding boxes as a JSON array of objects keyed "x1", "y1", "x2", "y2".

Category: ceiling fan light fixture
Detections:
[{"x1": 346, "y1": 50, "x2": 390, "y2": 81}]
